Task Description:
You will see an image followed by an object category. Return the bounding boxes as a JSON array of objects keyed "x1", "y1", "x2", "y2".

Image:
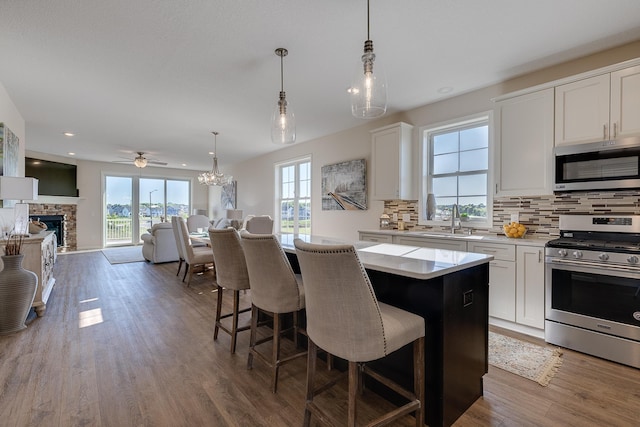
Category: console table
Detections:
[{"x1": 0, "y1": 231, "x2": 56, "y2": 316}]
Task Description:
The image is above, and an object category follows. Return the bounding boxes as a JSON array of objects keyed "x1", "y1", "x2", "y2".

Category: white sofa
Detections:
[{"x1": 141, "y1": 222, "x2": 180, "y2": 263}]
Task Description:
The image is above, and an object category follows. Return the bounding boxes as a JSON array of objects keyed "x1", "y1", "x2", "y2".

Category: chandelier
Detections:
[
  {"x1": 349, "y1": 0, "x2": 387, "y2": 119},
  {"x1": 198, "y1": 131, "x2": 233, "y2": 186}
]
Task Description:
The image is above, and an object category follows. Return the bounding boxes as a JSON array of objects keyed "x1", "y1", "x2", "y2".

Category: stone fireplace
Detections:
[{"x1": 29, "y1": 204, "x2": 77, "y2": 252}]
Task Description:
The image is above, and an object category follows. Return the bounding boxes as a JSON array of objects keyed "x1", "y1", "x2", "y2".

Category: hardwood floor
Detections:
[{"x1": 1, "y1": 250, "x2": 639, "y2": 426}]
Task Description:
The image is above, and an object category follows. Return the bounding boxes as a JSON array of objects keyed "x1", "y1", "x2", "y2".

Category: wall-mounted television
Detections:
[{"x1": 25, "y1": 157, "x2": 78, "y2": 197}]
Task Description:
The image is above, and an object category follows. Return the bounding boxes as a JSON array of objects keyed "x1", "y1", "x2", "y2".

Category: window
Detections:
[
  {"x1": 105, "y1": 175, "x2": 191, "y2": 245},
  {"x1": 276, "y1": 157, "x2": 311, "y2": 235},
  {"x1": 420, "y1": 114, "x2": 490, "y2": 225}
]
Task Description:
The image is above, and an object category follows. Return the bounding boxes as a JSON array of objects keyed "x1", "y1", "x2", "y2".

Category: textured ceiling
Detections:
[{"x1": 1, "y1": 0, "x2": 640, "y2": 171}]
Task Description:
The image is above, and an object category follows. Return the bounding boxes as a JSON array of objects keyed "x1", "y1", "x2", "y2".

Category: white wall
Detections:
[
  {"x1": 227, "y1": 40, "x2": 640, "y2": 241},
  {"x1": 6, "y1": 40, "x2": 640, "y2": 247},
  {"x1": 227, "y1": 122, "x2": 393, "y2": 241}
]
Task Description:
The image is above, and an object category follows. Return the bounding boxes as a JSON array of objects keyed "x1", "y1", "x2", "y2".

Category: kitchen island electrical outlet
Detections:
[
  {"x1": 510, "y1": 213, "x2": 519, "y2": 223},
  {"x1": 402, "y1": 213, "x2": 411, "y2": 222}
]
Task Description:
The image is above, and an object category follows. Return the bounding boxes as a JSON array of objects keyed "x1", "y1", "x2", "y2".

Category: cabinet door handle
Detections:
[
  {"x1": 538, "y1": 250, "x2": 542, "y2": 263},
  {"x1": 603, "y1": 124, "x2": 607, "y2": 139},
  {"x1": 483, "y1": 249, "x2": 498, "y2": 253},
  {"x1": 490, "y1": 262, "x2": 509, "y2": 269},
  {"x1": 614, "y1": 122, "x2": 618, "y2": 138}
]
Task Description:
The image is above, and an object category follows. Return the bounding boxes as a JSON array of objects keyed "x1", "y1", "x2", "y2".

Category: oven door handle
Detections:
[{"x1": 547, "y1": 258, "x2": 640, "y2": 274}]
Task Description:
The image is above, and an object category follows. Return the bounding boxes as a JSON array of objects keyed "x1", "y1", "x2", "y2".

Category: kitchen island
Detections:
[{"x1": 278, "y1": 235, "x2": 493, "y2": 427}]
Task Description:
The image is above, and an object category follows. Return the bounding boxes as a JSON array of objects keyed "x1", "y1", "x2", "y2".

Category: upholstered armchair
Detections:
[{"x1": 141, "y1": 222, "x2": 180, "y2": 263}]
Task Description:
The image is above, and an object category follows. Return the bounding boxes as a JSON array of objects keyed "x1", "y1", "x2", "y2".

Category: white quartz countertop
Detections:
[
  {"x1": 278, "y1": 234, "x2": 493, "y2": 281},
  {"x1": 359, "y1": 229, "x2": 552, "y2": 247}
]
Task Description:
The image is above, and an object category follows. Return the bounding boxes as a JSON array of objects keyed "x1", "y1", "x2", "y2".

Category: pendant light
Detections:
[
  {"x1": 349, "y1": 0, "x2": 387, "y2": 119},
  {"x1": 198, "y1": 131, "x2": 233, "y2": 186},
  {"x1": 271, "y1": 48, "x2": 296, "y2": 145}
]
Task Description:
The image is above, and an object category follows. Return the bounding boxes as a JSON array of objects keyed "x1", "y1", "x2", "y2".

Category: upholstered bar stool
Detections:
[
  {"x1": 209, "y1": 228, "x2": 251, "y2": 354},
  {"x1": 294, "y1": 239, "x2": 425, "y2": 427},
  {"x1": 240, "y1": 232, "x2": 307, "y2": 393}
]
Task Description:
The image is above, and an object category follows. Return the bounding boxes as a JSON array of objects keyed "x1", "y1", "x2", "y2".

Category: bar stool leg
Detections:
[
  {"x1": 230, "y1": 290, "x2": 240, "y2": 354},
  {"x1": 303, "y1": 340, "x2": 317, "y2": 427},
  {"x1": 214, "y1": 285, "x2": 223, "y2": 340}
]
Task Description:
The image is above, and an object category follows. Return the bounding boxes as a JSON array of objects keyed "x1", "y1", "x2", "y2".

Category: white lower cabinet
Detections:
[
  {"x1": 469, "y1": 241, "x2": 545, "y2": 331},
  {"x1": 515, "y1": 245, "x2": 545, "y2": 329},
  {"x1": 467, "y1": 242, "x2": 516, "y2": 321},
  {"x1": 358, "y1": 232, "x2": 393, "y2": 243}
]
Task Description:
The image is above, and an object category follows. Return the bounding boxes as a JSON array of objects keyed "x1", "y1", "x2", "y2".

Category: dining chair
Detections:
[
  {"x1": 244, "y1": 215, "x2": 274, "y2": 234},
  {"x1": 177, "y1": 217, "x2": 215, "y2": 286},
  {"x1": 294, "y1": 239, "x2": 425, "y2": 427},
  {"x1": 171, "y1": 216, "x2": 186, "y2": 276},
  {"x1": 240, "y1": 231, "x2": 306, "y2": 393},
  {"x1": 208, "y1": 228, "x2": 251, "y2": 354},
  {"x1": 186, "y1": 214, "x2": 211, "y2": 233}
]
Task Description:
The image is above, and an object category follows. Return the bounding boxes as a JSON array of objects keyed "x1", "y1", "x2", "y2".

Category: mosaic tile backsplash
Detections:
[{"x1": 382, "y1": 190, "x2": 640, "y2": 237}]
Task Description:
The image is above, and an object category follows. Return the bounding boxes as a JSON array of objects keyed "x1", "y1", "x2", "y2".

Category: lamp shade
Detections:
[
  {"x1": 226, "y1": 209, "x2": 244, "y2": 220},
  {"x1": 0, "y1": 177, "x2": 39, "y2": 201}
]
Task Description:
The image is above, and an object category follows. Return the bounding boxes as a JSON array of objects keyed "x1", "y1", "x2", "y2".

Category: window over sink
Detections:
[{"x1": 419, "y1": 112, "x2": 492, "y2": 227}]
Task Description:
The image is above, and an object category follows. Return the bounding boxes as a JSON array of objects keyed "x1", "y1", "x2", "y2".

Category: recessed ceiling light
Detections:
[
  {"x1": 68, "y1": 152, "x2": 76, "y2": 156},
  {"x1": 63, "y1": 132, "x2": 75, "y2": 137},
  {"x1": 181, "y1": 163, "x2": 187, "y2": 167},
  {"x1": 437, "y1": 86, "x2": 453, "y2": 94}
]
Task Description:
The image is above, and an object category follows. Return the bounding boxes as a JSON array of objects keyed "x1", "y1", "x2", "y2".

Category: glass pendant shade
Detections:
[
  {"x1": 271, "y1": 48, "x2": 296, "y2": 145},
  {"x1": 198, "y1": 132, "x2": 233, "y2": 186},
  {"x1": 271, "y1": 92, "x2": 296, "y2": 144},
  {"x1": 350, "y1": 0, "x2": 387, "y2": 119}
]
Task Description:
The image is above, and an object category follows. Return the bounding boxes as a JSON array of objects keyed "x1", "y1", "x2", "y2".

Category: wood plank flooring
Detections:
[{"x1": 1, "y1": 250, "x2": 639, "y2": 426}]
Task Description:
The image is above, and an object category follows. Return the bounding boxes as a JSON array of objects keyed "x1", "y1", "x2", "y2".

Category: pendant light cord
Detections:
[{"x1": 280, "y1": 53, "x2": 284, "y2": 92}]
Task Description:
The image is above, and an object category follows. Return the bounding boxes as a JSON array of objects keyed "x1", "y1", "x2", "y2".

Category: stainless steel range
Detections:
[{"x1": 545, "y1": 214, "x2": 640, "y2": 369}]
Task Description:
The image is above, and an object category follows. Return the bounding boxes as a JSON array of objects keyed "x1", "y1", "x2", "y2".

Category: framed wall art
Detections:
[
  {"x1": 321, "y1": 158, "x2": 367, "y2": 210},
  {"x1": 0, "y1": 122, "x2": 20, "y2": 208},
  {"x1": 221, "y1": 180, "x2": 237, "y2": 209}
]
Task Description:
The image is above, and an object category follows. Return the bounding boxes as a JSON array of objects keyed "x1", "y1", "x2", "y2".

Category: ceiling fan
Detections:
[{"x1": 112, "y1": 152, "x2": 168, "y2": 168}]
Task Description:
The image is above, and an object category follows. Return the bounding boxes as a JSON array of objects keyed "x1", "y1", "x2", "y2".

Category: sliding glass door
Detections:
[{"x1": 105, "y1": 175, "x2": 191, "y2": 246}]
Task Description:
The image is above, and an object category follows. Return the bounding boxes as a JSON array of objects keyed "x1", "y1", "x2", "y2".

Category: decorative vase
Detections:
[
  {"x1": 0, "y1": 254, "x2": 38, "y2": 335},
  {"x1": 426, "y1": 193, "x2": 436, "y2": 220}
]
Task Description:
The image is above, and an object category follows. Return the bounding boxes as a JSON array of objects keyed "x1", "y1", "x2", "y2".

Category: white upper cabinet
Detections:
[
  {"x1": 555, "y1": 65, "x2": 640, "y2": 146},
  {"x1": 371, "y1": 122, "x2": 414, "y2": 200},
  {"x1": 494, "y1": 88, "x2": 554, "y2": 196},
  {"x1": 555, "y1": 74, "x2": 611, "y2": 146},
  {"x1": 610, "y1": 65, "x2": 640, "y2": 139}
]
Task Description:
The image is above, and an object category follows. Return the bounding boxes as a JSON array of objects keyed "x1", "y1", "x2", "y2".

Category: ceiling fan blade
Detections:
[{"x1": 147, "y1": 161, "x2": 168, "y2": 166}]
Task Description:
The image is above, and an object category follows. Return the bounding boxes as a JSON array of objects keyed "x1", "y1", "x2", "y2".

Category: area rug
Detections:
[
  {"x1": 488, "y1": 331, "x2": 563, "y2": 386},
  {"x1": 101, "y1": 246, "x2": 145, "y2": 264}
]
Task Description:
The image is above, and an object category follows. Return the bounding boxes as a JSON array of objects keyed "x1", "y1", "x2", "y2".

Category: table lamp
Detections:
[
  {"x1": 0, "y1": 177, "x2": 39, "y2": 235},
  {"x1": 226, "y1": 209, "x2": 244, "y2": 230}
]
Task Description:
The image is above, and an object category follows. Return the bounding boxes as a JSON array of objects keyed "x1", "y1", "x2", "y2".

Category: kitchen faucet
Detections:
[{"x1": 451, "y1": 204, "x2": 461, "y2": 233}]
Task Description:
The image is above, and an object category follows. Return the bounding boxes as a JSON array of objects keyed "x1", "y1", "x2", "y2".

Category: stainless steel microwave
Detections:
[{"x1": 553, "y1": 137, "x2": 640, "y2": 192}]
